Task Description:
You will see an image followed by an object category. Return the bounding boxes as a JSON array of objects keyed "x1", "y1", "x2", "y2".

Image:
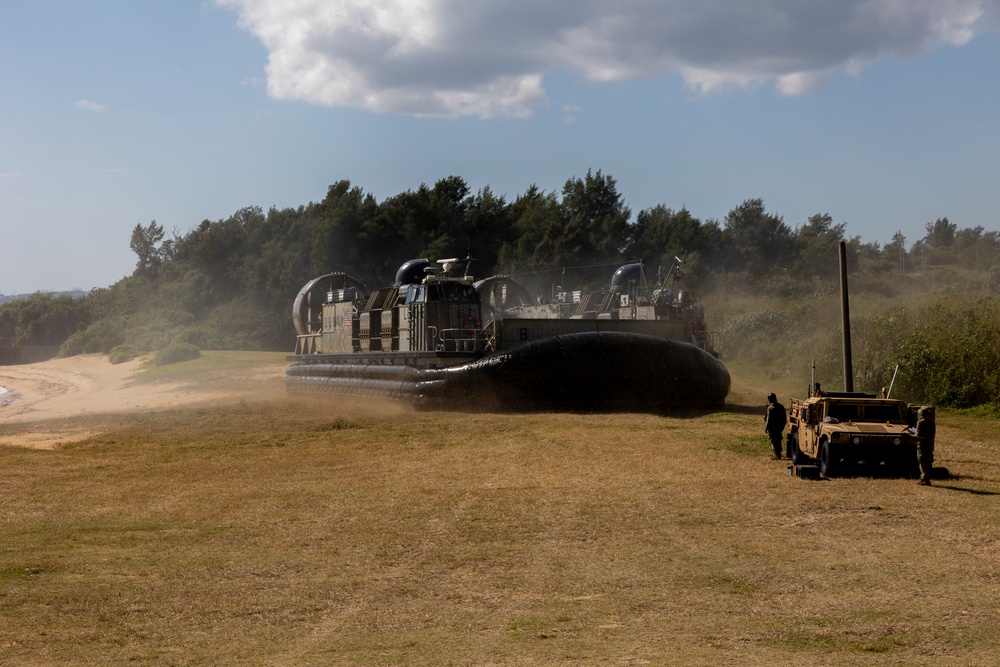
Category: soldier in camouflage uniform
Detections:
[
  {"x1": 764, "y1": 393, "x2": 787, "y2": 459},
  {"x1": 915, "y1": 406, "x2": 936, "y2": 485}
]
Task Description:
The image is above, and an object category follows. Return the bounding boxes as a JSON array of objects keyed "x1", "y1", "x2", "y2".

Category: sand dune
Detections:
[{"x1": 0, "y1": 354, "x2": 285, "y2": 448}]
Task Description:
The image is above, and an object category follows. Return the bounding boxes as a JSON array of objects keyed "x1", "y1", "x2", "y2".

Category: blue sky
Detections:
[{"x1": 2, "y1": 0, "x2": 999, "y2": 294}]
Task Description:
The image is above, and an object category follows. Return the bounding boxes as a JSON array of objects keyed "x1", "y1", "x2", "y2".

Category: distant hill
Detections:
[{"x1": 0, "y1": 290, "x2": 87, "y2": 305}]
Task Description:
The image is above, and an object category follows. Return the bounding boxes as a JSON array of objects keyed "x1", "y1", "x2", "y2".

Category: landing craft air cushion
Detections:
[{"x1": 285, "y1": 257, "x2": 730, "y2": 411}]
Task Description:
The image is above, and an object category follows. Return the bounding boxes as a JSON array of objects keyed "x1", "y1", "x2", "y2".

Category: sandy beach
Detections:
[{"x1": 0, "y1": 354, "x2": 285, "y2": 449}]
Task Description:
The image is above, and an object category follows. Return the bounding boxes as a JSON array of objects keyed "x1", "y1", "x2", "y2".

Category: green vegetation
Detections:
[
  {"x1": 152, "y1": 342, "x2": 201, "y2": 366},
  {"x1": 1, "y1": 172, "x2": 998, "y2": 408},
  {"x1": 711, "y1": 276, "x2": 1000, "y2": 408},
  {"x1": 130, "y1": 349, "x2": 285, "y2": 385},
  {"x1": 108, "y1": 344, "x2": 138, "y2": 365},
  {"x1": 0, "y1": 292, "x2": 90, "y2": 348}
]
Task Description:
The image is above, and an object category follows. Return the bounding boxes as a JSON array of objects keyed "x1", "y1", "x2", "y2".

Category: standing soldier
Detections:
[
  {"x1": 915, "y1": 406, "x2": 936, "y2": 485},
  {"x1": 765, "y1": 393, "x2": 787, "y2": 460}
]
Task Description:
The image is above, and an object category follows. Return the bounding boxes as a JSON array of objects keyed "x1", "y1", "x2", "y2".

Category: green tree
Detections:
[
  {"x1": 883, "y1": 230, "x2": 907, "y2": 272},
  {"x1": 307, "y1": 180, "x2": 378, "y2": 278},
  {"x1": 456, "y1": 186, "x2": 513, "y2": 277},
  {"x1": 0, "y1": 293, "x2": 92, "y2": 347},
  {"x1": 559, "y1": 169, "x2": 631, "y2": 259},
  {"x1": 624, "y1": 205, "x2": 722, "y2": 288},
  {"x1": 924, "y1": 217, "x2": 957, "y2": 248},
  {"x1": 130, "y1": 220, "x2": 166, "y2": 276},
  {"x1": 720, "y1": 199, "x2": 793, "y2": 275},
  {"x1": 793, "y1": 213, "x2": 846, "y2": 278},
  {"x1": 524, "y1": 170, "x2": 631, "y2": 286},
  {"x1": 496, "y1": 185, "x2": 562, "y2": 279},
  {"x1": 421, "y1": 176, "x2": 473, "y2": 261}
]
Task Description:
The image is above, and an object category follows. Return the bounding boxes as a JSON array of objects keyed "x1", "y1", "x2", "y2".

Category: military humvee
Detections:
[{"x1": 787, "y1": 392, "x2": 919, "y2": 478}]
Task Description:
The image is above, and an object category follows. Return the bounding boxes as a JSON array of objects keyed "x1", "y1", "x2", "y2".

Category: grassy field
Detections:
[{"x1": 1, "y1": 358, "x2": 997, "y2": 665}]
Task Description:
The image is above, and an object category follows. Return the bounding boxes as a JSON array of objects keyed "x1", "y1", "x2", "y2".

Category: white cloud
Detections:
[
  {"x1": 75, "y1": 99, "x2": 106, "y2": 113},
  {"x1": 774, "y1": 70, "x2": 831, "y2": 96},
  {"x1": 217, "y1": 0, "x2": 999, "y2": 117}
]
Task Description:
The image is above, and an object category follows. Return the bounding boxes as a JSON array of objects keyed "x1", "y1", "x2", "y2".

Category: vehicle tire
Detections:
[
  {"x1": 819, "y1": 439, "x2": 838, "y2": 478},
  {"x1": 788, "y1": 434, "x2": 803, "y2": 465}
]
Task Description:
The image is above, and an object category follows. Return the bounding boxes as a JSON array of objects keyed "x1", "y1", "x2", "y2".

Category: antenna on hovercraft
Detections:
[
  {"x1": 461, "y1": 253, "x2": 475, "y2": 279},
  {"x1": 437, "y1": 258, "x2": 459, "y2": 276}
]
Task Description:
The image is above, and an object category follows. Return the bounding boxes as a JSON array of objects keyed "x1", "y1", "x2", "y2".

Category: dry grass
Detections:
[{"x1": 1, "y1": 369, "x2": 998, "y2": 665}]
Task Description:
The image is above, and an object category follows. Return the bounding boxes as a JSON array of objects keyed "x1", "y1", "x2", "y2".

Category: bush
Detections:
[
  {"x1": 153, "y1": 342, "x2": 202, "y2": 366},
  {"x1": 108, "y1": 344, "x2": 139, "y2": 365},
  {"x1": 59, "y1": 317, "x2": 127, "y2": 357},
  {"x1": 893, "y1": 297, "x2": 1000, "y2": 407},
  {"x1": 58, "y1": 330, "x2": 91, "y2": 357},
  {"x1": 121, "y1": 309, "x2": 197, "y2": 353},
  {"x1": 0, "y1": 293, "x2": 92, "y2": 348},
  {"x1": 171, "y1": 325, "x2": 221, "y2": 350}
]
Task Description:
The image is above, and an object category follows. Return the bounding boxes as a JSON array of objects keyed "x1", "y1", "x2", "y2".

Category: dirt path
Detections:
[
  {"x1": 0, "y1": 354, "x2": 285, "y2": 449},
  {"x1": 2, "y1": 355, "x2": 772, "y2": 451}
]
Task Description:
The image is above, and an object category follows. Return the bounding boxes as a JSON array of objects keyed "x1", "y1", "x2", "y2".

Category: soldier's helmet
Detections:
[{"x1": 767, "y1": 393, "x2": 777, "y2": 403}]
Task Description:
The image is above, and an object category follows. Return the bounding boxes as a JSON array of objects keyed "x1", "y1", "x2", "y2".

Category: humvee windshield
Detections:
[
  {"x1": 828, "y1": 403, "x2": 859, "y2": 422},
  {"x1": 863, "y1": 403, "x2": 906, "y2": 422},
  {"x1": 826, "y1": 402, "x2": 905, "y2": 423}
]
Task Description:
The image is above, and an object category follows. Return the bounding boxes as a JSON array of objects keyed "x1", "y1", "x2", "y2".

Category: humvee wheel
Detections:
[
  {"x1": 900, "y1": 446, "x2": 921, "y2": 479},
  {"x1": 819, "y1": 439, "x2": 839, "y2": 478},
  {"x1": 788, "y1": 434, "x2": 803, "y2": 465}
]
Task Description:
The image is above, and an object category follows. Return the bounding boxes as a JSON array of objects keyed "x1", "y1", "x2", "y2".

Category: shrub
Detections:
[
  {"x1": 171, "y1": 326, "x2": 221, "y2": 350},
  {"x1": 153, "y1": 342, "x2": 202, "y2": 366},
  {"x1": 59, "y1": 317, "x2": 127, "y2": 356},
  {"x1": 59, "y1": 330, "x2": 91, "y2": 357},
  {"x1": 108, "y1": 344, "x2": 139, "y2": 365},
  {"x1": 894, "y1": 297, "x2": 1000, "y2": 407}
]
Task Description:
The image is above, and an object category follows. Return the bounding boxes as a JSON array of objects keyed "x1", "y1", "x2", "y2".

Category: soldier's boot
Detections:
[{"x1": 919, "y1": 458, "x2": 933, "y2": 485}]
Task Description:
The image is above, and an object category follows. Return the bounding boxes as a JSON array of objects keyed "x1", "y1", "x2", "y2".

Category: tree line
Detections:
[{"x1": 2, "y1": 170, "x2": 999, "y2": 409}]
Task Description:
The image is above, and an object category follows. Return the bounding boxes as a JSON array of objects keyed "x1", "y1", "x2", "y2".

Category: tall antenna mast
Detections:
[{"x1": 839, "y1": 241, "x2": 854, "y2": 392}]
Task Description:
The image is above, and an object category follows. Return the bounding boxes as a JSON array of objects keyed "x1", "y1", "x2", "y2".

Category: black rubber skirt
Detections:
[{"x1": 286, "y1": 331, "x2": 730, "y2": 413}]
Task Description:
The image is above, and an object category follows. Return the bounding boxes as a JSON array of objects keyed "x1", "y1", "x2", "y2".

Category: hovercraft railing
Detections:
[
  {"x1": 295, "y1": 333, "x2": 322, "y2": 355},
  {"x1": 436, "y1": 327, "x2": 485, "y2": 353}
]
